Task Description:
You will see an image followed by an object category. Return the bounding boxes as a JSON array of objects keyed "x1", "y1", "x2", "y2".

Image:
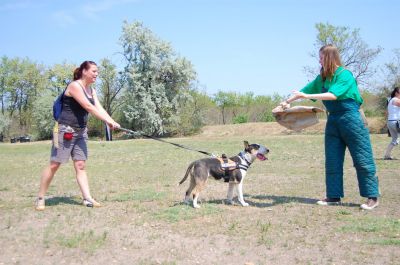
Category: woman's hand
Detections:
[
  {"x1": 292, "y1": 91, "x2": 308, "y2": 99},
  {"x1": 106, "y1": 120, "x2": 121, "y2": 130},
  {"x1": 279, "y1": 100, "x2": 290, "y2": 109}
]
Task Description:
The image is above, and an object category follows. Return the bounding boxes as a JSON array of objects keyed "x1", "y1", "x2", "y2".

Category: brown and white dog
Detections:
[{"x1": 178, "y1": 141, "x2": 269, "y2": 208}]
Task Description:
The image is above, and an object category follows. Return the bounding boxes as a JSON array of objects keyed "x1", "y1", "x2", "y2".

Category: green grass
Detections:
[
  {"x1": 339, "y1": 216, "x2": 400, "y2": 246},
  {"x1": 110, "y1": 187, "x2": 167, "y2": 202},
  {"x1": 340, "y1": 216, "x2": 400, "y2": 234},
  {"x1": 57, "y1": 230, "x2": 108, "y2": 252},
  {"x1": 368, "y1": 238, "x2": 400, "y2": 246},
  {"x1": 0, "y1": 133, "x2": 399, "y2": 264},
  {"x1": 153, "y1": 203, "x2": 223, "y2": 223}
]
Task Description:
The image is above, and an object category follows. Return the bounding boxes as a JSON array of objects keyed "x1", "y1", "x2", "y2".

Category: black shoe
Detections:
[{"x1": 317, "y1": 198, "x2": 341, "y2": 206}]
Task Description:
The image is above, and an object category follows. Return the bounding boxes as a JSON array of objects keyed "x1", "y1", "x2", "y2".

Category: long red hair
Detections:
[{"x1": 319, "y1": 45, "x2": 342, "y2": 81}]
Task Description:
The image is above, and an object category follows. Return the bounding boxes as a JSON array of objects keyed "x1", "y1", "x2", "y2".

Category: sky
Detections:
[{"x1": 1, "y1": 0, "x2": 399, "y2": 97}]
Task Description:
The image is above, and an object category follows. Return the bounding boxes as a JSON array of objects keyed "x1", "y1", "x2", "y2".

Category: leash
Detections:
[{"x1": 118, "y1": 127, "x2": 214, "y2": 157}]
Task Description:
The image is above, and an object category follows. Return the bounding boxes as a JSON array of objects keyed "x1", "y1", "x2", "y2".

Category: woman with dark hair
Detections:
[
  {"x1": 384, "y1": 86, "x2": 400, "y2": 160},
  {"x1": 35, "y1": 61, "x2": 120, "y2": 210},
  {"x1": 280, "y1": 44, "x2": 380, "y2": 210}
]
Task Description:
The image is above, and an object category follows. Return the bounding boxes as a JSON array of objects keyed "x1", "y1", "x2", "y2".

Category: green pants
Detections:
[{"x1": 324, "y1": 99, "x2": 379, "y2": 198}]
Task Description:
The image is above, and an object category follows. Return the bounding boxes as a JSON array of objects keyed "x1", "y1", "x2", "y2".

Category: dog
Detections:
[{"x1": 178, "y1": 141, "x2": 269, "y2": 208}]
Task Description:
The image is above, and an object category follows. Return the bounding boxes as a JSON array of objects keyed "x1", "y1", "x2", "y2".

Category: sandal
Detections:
[
  {"x1": 35, "y1": 197, "x2": 45, "y2": 211},
  {"x1": 83, "y1": 198, "x2": 101, "y2": 208}
]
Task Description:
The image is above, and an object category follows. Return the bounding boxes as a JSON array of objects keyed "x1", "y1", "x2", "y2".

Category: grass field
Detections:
[{"x1": 0, "y1": 124, "x2": 399, "y2": 265}]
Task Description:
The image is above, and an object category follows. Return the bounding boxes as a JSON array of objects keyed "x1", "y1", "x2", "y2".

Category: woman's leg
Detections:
[
  {"x1": 384, "y1": 121, "x2": 399, "y2": 159},
  {"x1": 340, "y1": 112, "x2": 379, "y2": 198},
  {"x1": 38, "y1": 161, "x2": 61, "y2": 198},
  {"x1": 325, "y1": 118, "x2": 346, "y2": 198},
  {"x1": 73, "y1": 160, "x2": 91, "y2": 199},
  {"x1": 36, "y1": 161, "x2": 61, "y2": 210},
  {"x1": 73, "y1": 160, "x2": 100, "y2": 206}
]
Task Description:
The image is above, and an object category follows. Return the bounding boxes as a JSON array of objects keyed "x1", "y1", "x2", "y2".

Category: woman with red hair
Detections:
[
  {"x1": 281, "y1": 45, "x2": 380, "y2": 210},
  {"x1": 35, "y1": 61, "x2": 120, "y2": 210}
]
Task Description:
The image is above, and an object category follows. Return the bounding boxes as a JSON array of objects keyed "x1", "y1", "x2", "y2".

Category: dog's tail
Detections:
[{"x1": 178, "y1": 162, "x2": 195, "y2": 186}]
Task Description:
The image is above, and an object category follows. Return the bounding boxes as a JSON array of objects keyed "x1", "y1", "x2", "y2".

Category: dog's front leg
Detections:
[
  {"x1": 192, "y1": 193, "x2": 201, "y2": 209},
  {"x1": 226, "y1": 183, "x2": 235, "y2": 205},
  {"x1": 236, "y1": 182, "x2": 249, "y2": 207}
]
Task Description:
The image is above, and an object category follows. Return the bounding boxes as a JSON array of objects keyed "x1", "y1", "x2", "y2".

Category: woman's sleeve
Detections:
[
  {"x1": 328, "y1": 70, "x2": 354, "y2": 98},
  {"x1": 300, "y1": 75, "x2": 322, "y2": 94}
]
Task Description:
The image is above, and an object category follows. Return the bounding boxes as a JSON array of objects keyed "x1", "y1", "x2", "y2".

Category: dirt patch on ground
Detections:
[{"x1": 197, "y1": 117, "x2": 385, "y2": 138}]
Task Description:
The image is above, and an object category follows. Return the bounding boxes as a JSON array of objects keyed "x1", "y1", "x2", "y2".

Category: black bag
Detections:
[{"x1": 52, "y1": 89, "x2": 66, "y2": 121}]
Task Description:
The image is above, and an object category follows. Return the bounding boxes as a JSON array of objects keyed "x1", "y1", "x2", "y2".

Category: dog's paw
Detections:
[
  {"x1": 240, "y1": 202, "x2": 249, "y2": 207},
  {"x1": 193, "y1": 204, "x2": 201, "y2": 209},
  {"x1": 225, "y1": 199, "x2": 234, "y2": 205}
]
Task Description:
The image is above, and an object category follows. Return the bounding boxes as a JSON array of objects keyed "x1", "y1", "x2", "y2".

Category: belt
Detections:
[{"x1": 59, "y1": 123, "x2": 86, "y2": 132}]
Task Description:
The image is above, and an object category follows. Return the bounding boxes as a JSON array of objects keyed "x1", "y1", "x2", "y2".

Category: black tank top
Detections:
[{"x1": 58, "y1": 84, "x2": 95, "y2": 128}]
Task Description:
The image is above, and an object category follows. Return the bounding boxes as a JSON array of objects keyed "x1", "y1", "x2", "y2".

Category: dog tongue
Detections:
[{"x1": 257, "y1": 153, "x2": 267, "y2": 160}]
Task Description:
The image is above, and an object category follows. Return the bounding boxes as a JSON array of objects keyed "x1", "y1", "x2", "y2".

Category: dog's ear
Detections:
[{"x1": 244, "y1": 141, "x2": 249, "y2": 148}]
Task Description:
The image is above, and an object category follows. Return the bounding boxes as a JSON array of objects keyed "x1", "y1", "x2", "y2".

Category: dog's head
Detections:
[{"x1": 243, "y1": 140, "x2": 269, "y2": 161}]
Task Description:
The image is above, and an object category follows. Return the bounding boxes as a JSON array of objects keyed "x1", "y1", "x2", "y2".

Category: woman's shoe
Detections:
[
  {"x1": 316, "y1": 198, "x2": 341, "y2": 206},
  {"x1": 83, "y1": 198, "x2": 101, "y2": 208},
  {"x1": 35, "y1": 197, "x2": 45, "y2": 211},
  {"x1": 360, "y1": 198, "x2": 379, "y2": 210}
]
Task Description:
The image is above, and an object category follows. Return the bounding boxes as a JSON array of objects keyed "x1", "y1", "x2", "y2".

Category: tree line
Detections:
[{"x1": 0, "y1": 21, "x2": 399, "y2": 141}]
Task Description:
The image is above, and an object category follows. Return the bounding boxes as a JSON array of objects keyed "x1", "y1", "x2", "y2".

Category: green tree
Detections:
[
  {"x1": 31, "y1": 62, "x2": 74, "y2": 140},
  {"x1": 97, "y1": 58, "x2": 123, "y2": 116},
  {"x1": 171, "y1": 89, "x2": 213, "y2": 135},
  {"x1": 4, "y1": 58, "x2": 46, "y2": 134},
  {"x1": 120, "y1": 21, "x2": 197, "y2": 135},
  {"x1": 0, "y1": 112, "x2": 11, "y2": 137},
  {"x1": 0, "y1": 57, "x2": 19, "y2": 116},
  {"x1": 31, "y1": 89, "x2": 54, "y2": 139},
  {"x1": 46, "y1": 62, "x2": 75, "y2": 94},
  {"x1": 213, "y1": 91, "x2": 239, "y2": 124},
  {"x1": 0, "y1": 56, "x2": 13, "y2": 115}
]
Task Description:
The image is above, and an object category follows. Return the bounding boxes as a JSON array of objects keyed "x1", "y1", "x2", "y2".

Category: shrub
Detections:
[{"x1": 233, "y1": 114, "x2": 248, "y2": 124}]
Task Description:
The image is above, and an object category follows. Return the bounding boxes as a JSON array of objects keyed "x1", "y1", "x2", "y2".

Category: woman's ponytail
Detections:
[{"x1": 73, "y1": 61, "x2": 97, "y2": 81}]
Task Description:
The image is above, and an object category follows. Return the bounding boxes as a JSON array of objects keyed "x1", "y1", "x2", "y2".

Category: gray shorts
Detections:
[{"x1": 50, "y1": 124, "x2": 89, "y2": 163}]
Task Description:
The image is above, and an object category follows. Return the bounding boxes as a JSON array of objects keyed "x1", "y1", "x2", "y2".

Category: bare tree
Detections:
[{"x1": 304, "y1": 22, "x2": 382, "y2": 86}]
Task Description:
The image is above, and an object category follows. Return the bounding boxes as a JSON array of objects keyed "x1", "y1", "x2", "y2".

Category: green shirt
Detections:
[{"x1": 300, "y1": 66, "x2": 363, "y2": 104}]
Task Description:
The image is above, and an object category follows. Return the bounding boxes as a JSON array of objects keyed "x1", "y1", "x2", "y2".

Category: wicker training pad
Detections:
[{"x1": 272, "y1": 105, "x2": 325, "y2": 131}]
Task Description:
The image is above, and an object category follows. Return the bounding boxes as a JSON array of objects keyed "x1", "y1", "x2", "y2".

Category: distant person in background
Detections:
[
  {"x1": 280, "y1": 44, "x2": 380, "y2": 210},
  {"x1": 384, "y1": 86, "x2": 400, "y2": 160},
  {"x1": 35, "y1": 61, "x2": 120, "y2": 211}
]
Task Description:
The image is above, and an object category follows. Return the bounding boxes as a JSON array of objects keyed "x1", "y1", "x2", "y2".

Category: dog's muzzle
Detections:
[{"x1": 256, "y1": 145, "x2": 269, "y2": 161}]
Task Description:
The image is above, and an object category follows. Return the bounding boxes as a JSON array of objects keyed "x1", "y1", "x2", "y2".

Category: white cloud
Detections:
[
  {"x1": 50, "y1": 0, "x2": 138, "y2": 28},
  {"x1": 51, "y1": 11, "x2": 77, "y2": 27},
  {"x1": 81, "y1": 0, "x2": 138, "y2": 20}
]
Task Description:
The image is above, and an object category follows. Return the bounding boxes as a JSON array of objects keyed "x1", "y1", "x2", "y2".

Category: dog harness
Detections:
[
  {"x1": 216, "y1": 152, "x2": 253, "y2": 183},
  {"x1": 216, "y1": 154, "x2": 239, "y2": 182},
  {"x1": 238, "y1": 151, "x2": 252, "y2": 171},
  {"x1": 218, "y1": 154, "x2": 239, "y2": 170}
]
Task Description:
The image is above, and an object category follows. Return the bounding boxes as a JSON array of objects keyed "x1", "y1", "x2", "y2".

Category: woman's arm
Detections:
[
  {"x1": 67, "y1": 82, "x2": 120, "y2": 128},
  {"x1": 392, "y1": 98, "x2": 400, "y2": 107},
  {"x1": 291, "y1": 91, "x2": 337, "y2": 101},
  {"x1": 280, "y1": 91, "x2": 336, "y2": 109}
]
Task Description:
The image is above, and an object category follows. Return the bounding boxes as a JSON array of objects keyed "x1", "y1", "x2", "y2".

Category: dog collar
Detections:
[{"x1": 238, "y1": 152, "x2": 252, "y2": 166}]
